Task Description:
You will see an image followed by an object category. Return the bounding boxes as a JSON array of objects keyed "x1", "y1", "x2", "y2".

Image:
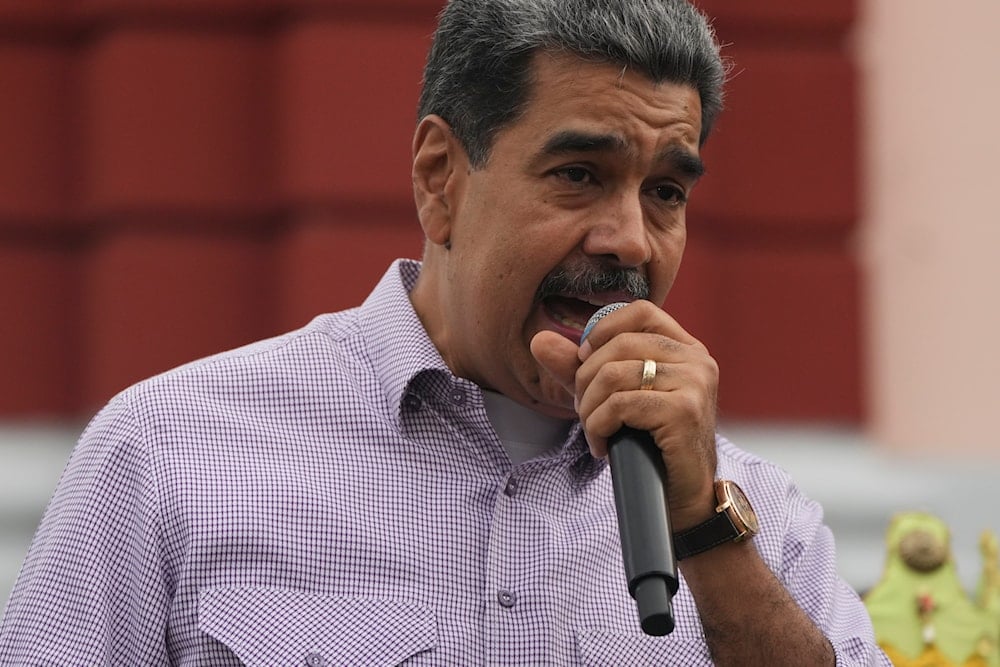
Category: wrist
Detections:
[{"x1": 671, "y1": 485, "x2": 718, "y2": 532}]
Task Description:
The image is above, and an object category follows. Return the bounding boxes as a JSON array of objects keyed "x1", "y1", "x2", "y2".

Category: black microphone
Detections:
[{"x1": 581, "y1": 303, "x2": 678, "y2": 636}]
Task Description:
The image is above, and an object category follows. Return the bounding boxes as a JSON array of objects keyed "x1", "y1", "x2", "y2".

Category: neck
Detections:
[{"x1": 409, "y1": 251, "x2": 460, "y2": 376}]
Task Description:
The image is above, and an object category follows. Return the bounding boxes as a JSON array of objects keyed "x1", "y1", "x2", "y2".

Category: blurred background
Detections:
[{"x1": 1, "y1": 0, "x2": 997, "y2": 609}]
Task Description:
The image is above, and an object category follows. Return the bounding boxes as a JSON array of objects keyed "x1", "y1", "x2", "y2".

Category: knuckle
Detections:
[
  {"x1": 703, "y1": 355, "x2": 720, "y2": 380},
  {"x1": 607, "y1": 391, "x2": 632, "y2": 413},
  {"x1": 674, "y1": 389, "x2": 704, "y2": 417},
  {"x1": 655, "y1": 336, "x2": 684, "y2": 354},
  {"x1": 599, "y1": 360, "x2": 633, "y2": 388}
]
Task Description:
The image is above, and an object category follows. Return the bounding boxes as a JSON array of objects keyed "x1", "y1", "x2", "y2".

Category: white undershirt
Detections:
[{"x1": 482, "y1": 390, "x2": 573, "y2": 466}]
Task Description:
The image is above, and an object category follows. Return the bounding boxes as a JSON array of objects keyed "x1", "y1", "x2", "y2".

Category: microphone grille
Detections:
[{"x1": 581, "y1": 302, "x2": 628, "y2": 344}]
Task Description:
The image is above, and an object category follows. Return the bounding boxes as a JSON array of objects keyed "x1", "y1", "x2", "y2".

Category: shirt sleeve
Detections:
[
  {"x1": 0, "y1": 396, "x2": 172, "y2": 665},
  {"x1": 775, "y1": 477, "x2": 892, "y2": 667}
]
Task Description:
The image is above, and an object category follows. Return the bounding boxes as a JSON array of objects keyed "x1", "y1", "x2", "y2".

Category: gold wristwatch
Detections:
[{"x1": 673, "y1": 480, "x2": 759, "y2": 560}]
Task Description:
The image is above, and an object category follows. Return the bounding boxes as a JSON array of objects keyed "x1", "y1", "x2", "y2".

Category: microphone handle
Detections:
[{"x1": 608, "y1": 426, "x2": 678, "y2": 636}]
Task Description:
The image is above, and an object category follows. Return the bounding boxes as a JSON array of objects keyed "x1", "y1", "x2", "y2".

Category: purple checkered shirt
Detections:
[{"x1": 1, "y1": 259, "x2": 887, "y2": 665}]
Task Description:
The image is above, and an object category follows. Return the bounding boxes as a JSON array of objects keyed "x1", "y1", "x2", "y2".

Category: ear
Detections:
[{"x1": 412, "y1": 114, "x2": 466, "y2": 247}]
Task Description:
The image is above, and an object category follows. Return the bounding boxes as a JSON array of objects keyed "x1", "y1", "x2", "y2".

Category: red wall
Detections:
[{"x1": 0, "y1": 0, "x2": 861, "y2": 421}]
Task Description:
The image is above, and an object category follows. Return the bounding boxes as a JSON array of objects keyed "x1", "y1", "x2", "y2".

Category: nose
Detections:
[{"x1": 581, "y1": 193, "x2": 652, "y2": 268}]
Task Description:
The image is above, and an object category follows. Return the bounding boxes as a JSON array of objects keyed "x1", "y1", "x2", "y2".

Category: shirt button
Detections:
[
  {"x1": 450, "y1": 387, "x2": 466, "y2": 405},
  {"x1": 497, "y1": 589, "x2": 516, "y2": 608},
  {"x1": 503, "y1": 477, "x2": 518, "y2": 497},
  {"x1": 305, "y1": 653, "x2": 326, "y2": 666}
]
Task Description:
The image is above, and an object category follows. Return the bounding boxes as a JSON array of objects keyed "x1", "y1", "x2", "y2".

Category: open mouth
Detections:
[
  {"x1": 533, "y1": 260, "x2": 648, "y2": 344},
  {"x1": 541, "y1": 295, "x2": 624, "y2": 344}
]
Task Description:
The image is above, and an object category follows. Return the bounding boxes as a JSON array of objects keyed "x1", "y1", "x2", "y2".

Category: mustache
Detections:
[{"x1": 534, "y1": 261, "x2": 650, "y2": 302}]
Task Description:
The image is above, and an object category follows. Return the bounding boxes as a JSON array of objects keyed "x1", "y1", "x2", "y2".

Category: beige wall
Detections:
[{"x1": 858, "y1": 1, "x2": 1000, "y2": 457}]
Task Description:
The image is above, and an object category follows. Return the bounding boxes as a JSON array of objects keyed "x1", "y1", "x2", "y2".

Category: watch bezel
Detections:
[{"x1": 715, "y1": 479, "x2": 759, "y2": 541}]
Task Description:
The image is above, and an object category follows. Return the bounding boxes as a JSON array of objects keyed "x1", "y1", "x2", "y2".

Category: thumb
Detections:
[{"x1": 530, "y1": 330, "x2": 582, "y2": 408}]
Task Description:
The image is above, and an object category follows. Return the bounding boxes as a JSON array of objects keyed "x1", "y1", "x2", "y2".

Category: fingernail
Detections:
[
  {"x1": 585, "y1": 432, "x2": 597, "y2": 455},
  {"x1": 578, "y1": 340, "x2": 592, "y2": 360}
]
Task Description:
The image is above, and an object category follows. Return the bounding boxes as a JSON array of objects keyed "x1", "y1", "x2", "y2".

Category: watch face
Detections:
[{"x1": 722, "y1": 481, "x2": 759, "y2": 536}]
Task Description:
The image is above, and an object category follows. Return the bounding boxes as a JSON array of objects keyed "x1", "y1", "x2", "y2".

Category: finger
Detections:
[
  {"x1": 575, "y1": 328, "x2": 716, "y2": 408},
  {"x1": 581, "y1": 389, "x2": 673, "y2": 458},
  {"x1": 579, "y1": 300, "x2": 699, "y2": 360},
  {"x1": 576, "y1": 359, "x2": 690, "y2": 417},
  {"x1": 577, "y1": 332, "x2": 707, "y2": 390},
  {"x1": 583, "y1": 387, "x2": 712, "y2": 459}
]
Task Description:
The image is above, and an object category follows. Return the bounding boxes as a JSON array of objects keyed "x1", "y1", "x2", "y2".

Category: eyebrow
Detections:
[
  {"x1": 541, "y1": 130, "x2": 628, "y2": 156},
  {"x1": 539, "y1": 130, "x2": 705, "y2": 181},
  {"x1": 657, "y1": 144, "x2": 705, "y2": 181}
]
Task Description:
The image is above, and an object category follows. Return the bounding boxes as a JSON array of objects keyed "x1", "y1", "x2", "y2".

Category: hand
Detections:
[{"x1": 531, "y1": 300, "x2": 719, "y2": 531}]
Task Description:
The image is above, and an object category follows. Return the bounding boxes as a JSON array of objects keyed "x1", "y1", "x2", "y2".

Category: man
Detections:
[{"x1": 1, "y1": 0, "x2": 888, "y2": 664}]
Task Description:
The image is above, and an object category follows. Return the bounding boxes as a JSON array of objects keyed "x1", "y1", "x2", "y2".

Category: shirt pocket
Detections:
[
  {"x1": 576, "y1": 629, "x2": 712, "y2": 666},
  {"x1": 198, "y1": 587, "x2": 437, "y2": 666}
]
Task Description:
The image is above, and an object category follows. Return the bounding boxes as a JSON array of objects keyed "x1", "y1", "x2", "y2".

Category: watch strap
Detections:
[{"x1": 672, "y1": 511, "x2": 739, "y2": 560}]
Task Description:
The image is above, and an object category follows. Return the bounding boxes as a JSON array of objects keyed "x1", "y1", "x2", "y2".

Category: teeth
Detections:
[
  {"x1": 562, "y1": 295, "x2": 604, "y2": 307},
  {"x1": 555, "y1": 313, "x2": 586, "y2": 329},
  {"x1": 579, "y1": 296, "x2": 625, "y2": 307}
]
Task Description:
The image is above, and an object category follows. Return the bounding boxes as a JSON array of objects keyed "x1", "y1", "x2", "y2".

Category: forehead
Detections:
[
  {"x1": 489, "y1": 51, "x2": 701, "y2": 168},
  {"x1": 506, "y1": 51, "x2": 704, "y2": 153}
]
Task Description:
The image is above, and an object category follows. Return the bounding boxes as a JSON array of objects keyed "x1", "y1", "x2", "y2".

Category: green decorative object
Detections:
[
  {"x1": 979, "y1": 532, "x2": 1000, "y2": 619},
  {"x1": 864, "y1": 512, "x2": 999, "y2": 666}
]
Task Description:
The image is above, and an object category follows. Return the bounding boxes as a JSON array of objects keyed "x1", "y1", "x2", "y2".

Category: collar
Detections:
[
  {"x1": 356, "y1": 259, "x2": 605, "y2": 482},
  {"x1": 356, "y1": 259, "x2": 451, "y2": 429}
]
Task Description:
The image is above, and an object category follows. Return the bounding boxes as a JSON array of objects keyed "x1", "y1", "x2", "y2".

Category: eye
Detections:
[
  {"x1": 554, "y1": 166, "x2": 595, "y2": 185},
  {"x1": 652, "y1": 184, "x2": 687, "y2": 206}
]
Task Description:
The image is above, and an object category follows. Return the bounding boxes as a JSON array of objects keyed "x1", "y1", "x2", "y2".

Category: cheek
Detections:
[
  {"x1": 648, "y1": 243, "x2": 686, "y2": 299},
  {"x1": 482, "y1": 236, "x2": 545, "y2": 290}
]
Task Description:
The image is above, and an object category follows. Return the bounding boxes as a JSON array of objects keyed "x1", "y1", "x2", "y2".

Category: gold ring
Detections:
[{"x1": 640, "y1": 359, "x2": 657, "y2": 391}]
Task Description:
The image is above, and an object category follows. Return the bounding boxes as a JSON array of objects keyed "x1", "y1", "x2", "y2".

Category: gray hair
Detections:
[{"x1": 418, "y1": 0, "x2": 727, "y2": 167}]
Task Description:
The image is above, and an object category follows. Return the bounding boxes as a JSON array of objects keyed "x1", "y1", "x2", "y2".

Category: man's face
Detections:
[{"x1": 413, "y1": 51, "x2": 704, "y2": 419}]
